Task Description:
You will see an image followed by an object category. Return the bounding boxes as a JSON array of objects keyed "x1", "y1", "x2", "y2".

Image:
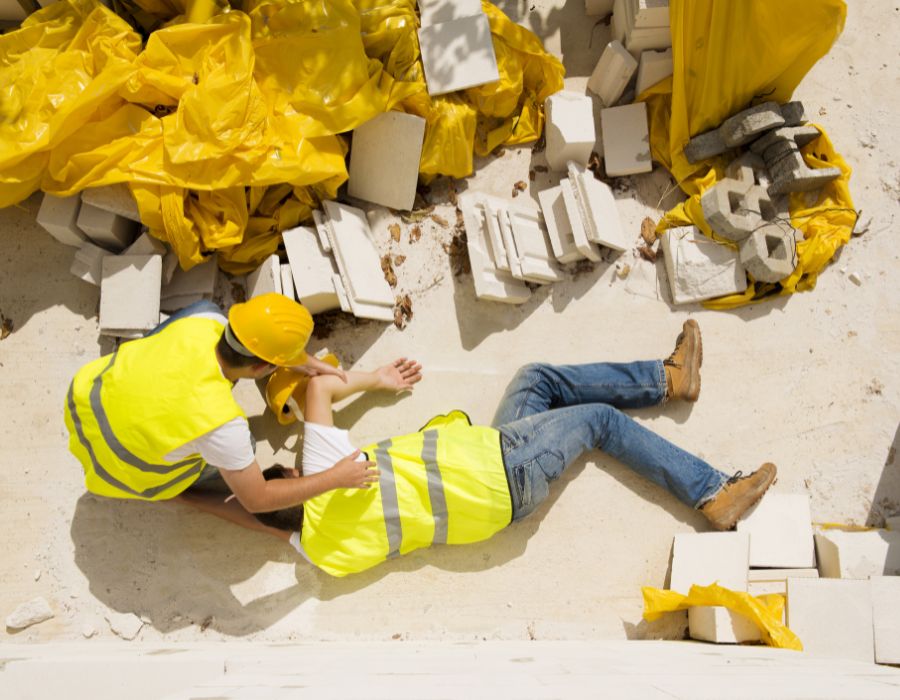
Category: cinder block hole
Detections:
[
  {"x1": 759, "y1": 199, "x2": 777, "y2": 221},
  {"x1": 728, "y1": 191, "x2": 745, "y2": 214},
  {"x1": 765, "y1": 235, "x2": 783, "y2": 257}
]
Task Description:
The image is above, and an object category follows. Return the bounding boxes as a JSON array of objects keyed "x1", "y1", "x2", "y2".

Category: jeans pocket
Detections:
[
  {"x1": 535, "y1": 450, "x2": 566, "y2": 482},
  {"x1": 513, "y1": 463, "x2": 533, "y2": 508}
]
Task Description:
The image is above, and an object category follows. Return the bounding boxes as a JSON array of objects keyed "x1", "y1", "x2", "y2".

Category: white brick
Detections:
[
  {"x1": 587, "y1": 41, "x2": 638, "y2": 108},
  {"x1": 506, "y1": 207, "x2": 563, "y2": 283},
  {"x1": 600, "y1": 102, "x2": 652, "y2": 176},
  {"x1": 568, "y1": 162, "x2": 629, "y2": 252},
  {"x1": 787, "y1": 578, "x2": 873, "y2": 662},
  {"x1": 635, "y1": 48, "x2": 673, "y2": 95},
  {"x1": 736, "y1": 494, "x2": 815, "y2": 568},
  {"x1": 282, "y1": 226, "x2": 341, "y2": 315},
  {"x1": 660, "y1": 226, "x2": 748, "y2": 305},
  {"x1": 37, "y1": 193, "x2": 86, "y2": 247},
  {"x1": 748, "y1": 580, "x2": 786, "y2": 597},
  {"x1": 70, "y1": 241, "x2": 112, "y2": 286},
  {"x1": 871, "y1": 576, "x2": 900, "y2": 664},
  {"x1": 611, "y1": 0, "x2": 628, "y2": 43},
  {"x1": 348, "y1": 112, "x2": 426, "y2": 211},
  {"x1": 544, "y1": 91, "x2": 596, "y2": 170},
  {"x1": 625, "y1": 26, "x2": 672, "y2": 57},
  {"x1": 632, "y1": 0, "x2": 670, "y2": 29},
  {"x1": 748, "y1": 568, "x2": 819, "y2": 582},
  {"x1": 246, "y1": 254, "x2": 282, "y2": 298},
  {"x1": 418, "y1": 14, "x2": 500, "y2": 96},
  {"x1": 537, "y1": 185, "x2": 583, "y2": 263},
  {"x1": 76, "y1": 203, "x2": 138, "y2": 252},
  {"x1": 688, "y1": 606, "x2": 761, "y2": 644},
  {"x1": 123, "y1": 232, "x2": 166, "y2": 257},
  {"x1": 585, "y1": 0, "x2": 614, "y2": 16},
  {"x1": 419, "y1": 0, "x2": 482, "y2": 26},
  {"x1": 161, "y1": 255, "x2": 218, "y2": 313},
  {"x1": 815, "y1": 530, "x2": 900, "y2": 579},
  {"x1": 99, "y1": 255, "x2": 162, "y2": 335},
  {"x1": 669, "y1": 532, "x2": 750, "y2": 595},
  {"x1": 280, "y1": 263, "x2": 295, "y2": 300},
  {"x1": 559, "y1": 178, "x2": 602, "y2": 261},
  {"x1": 80, "y1": 184, "x2": 141, "y2": 222}
]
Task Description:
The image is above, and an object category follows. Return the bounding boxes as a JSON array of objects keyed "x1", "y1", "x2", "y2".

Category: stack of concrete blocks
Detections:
[
  {"x1": 417, "y1": 0, "x2": 499, "y2": 96},
  {"x1": 684, "y1": 101, "x2": 794, "y2": 164},
  {"x1": 348, "y1": 111, "x2": 427, "y2": 211},
  {"x1": 282, "y1": 226, "x2": 344, "y2": 315},
  {"x1": 587, "y1": 41, "x2": 637, "y2": 108},
  {"x1": 659, "y1": 226, "x2": 747, "y2": 305},
  {"x1": 161, "y1": 255, "x2": 218, "y2": 313},
  {"x1": 76, "y1": 192, "x2": 139, "y2": 253},
  {"x1": 669, "y1": 532, "x2": 760, "y2": 644},
  {"x1": 750, "y1": 124, "x2": 842, "y2": 196},
  {"x1": 99, "y1": 255, "x2": 162, "y2": 338},
  {"x1": 313, "y1": 200, "x2": 395, "y2": 321},
  {"x1": 611, "y1": 0, "x2": 671, "y2": 58},
  {"x1": 600, "y1": 102, "x2": 653, "y2": 176},
  {"x1": 544, "y1": 91, "x2": 596, "y2": 171}
]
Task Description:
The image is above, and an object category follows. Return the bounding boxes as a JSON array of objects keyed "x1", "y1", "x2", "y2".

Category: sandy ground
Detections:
[{"x1": 1, "y1": 0, "x2": 898, "y2": 645}]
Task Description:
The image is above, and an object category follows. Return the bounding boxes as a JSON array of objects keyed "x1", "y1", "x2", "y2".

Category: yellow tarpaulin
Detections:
[
  {"x1": 0, "y1": 0, "x2": 563, "y2": 273},
  {"x1": 643, "y1": 0, "x2": 855, "y2": 308}
]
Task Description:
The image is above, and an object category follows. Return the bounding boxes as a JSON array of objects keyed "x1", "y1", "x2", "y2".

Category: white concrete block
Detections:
[
  {"x1": 632, "y1": 0, "x2": 670, "y2": 29},
  {"x1": 688, "y1": 606, "x2": 761, "y2": 644},
  {"x1": 418, "y1": 14, "x2": 500, "y2": 96},
  {"x1": 99, "y1": 255, "x2": 162, "y2": 335},
  {"x1": 669, "y1": 532, "x2": 750, "y2": 595},
  {"x1": 587, "y1": 41, "x2": 638, "y2": 108},
  {"x1": 625, "y1": 26, "x2": 672, "y2": 57},
  {"x1": 80, "y1": 184, "x2": 141, "y2": 223},
  {"x1": 871, "y1": 576, "x2": 900, "y2": 664},
  {"x1": 159, "y1": 293, "x2": 205, "y2": 312},
  {"x1": 586, "y1": 0, "x2": 614, "y2": 16},
  {"x1": 161, "y1": 251, "x2": 179, "y2": 285},
  {"x1": 506, "y1": 207, "x2": 563, "y2": 283},
  {"x1": 815, "y1": 530, "x2": 900, "y2": 579},
  {"x1": 280, "y1": 263, "x2": 295, "y2": 300},
  {"x1": 348, "y1": 112, "x2": 426, "y2": 211},
  {"x1": 481, "y1": 199, "x2": 509, "y2": 271},
  {"x1": 537, "y1": 185, "x2": 583, "y2": 263},
  {"x1": 246, "y1": 254, "x2": 282, "y2": 298},
  {"x1": 70, "y1": 241, "x2": 112, "y2": 286},
  {"x1": 611, "y1": 0, "x2": 628, "y2": 43},
  {"x1": 635, "y1": 48, "x2": 673, "y2": 95},
  {"x1": 162, "y1": 255, "x2": 218, "y2": 300},
  {"x1": 748, "y1": 580, "x2": 786, "y2": 597},
  {"x1": 419, "y1": 0, "x2": 482, "y2": 26},
  {"x1": 76, "y1": 203, "x2": 138, "y2": 252},
  {"x1": 332, "y1": 274, "x2": 352, "y2": 313},
  {"x1": 123, "y1": 232, "x2": 166, "y2": 257},
  {"x1": 748, "y1": 568, "x2": 819, "y2": 582},
  {"x1": 544, "y1": 91, "x2": 596, "y2": 170},
  {"x1": 600, "y1": 102, "x2": 652, "y2": 176},
  {"x1": 787, "y1": 578, "x2": 874, "y2": 662},
  {"x1": 37, "y1": 193, "x2": 86, "y2": 247},
  {"x1": 282, "y1": 226, "x2": 341, "y2": 315},
  {"x1": 5, "y1": 597, "x2": 53, "y2": 630},
  {"x1": 495, "y1": 204, "x2": 524, "y2": 280},
  {"x1": 559, "y1": 178, "x2": 602, "y2": 261},
  {"x1": 659, "y1": 226, "x2": 748, "y2": 305},
  {"x1": 568, "y1": 162, "x2": 629, "y2": 252},
  {"x1": 736, "y1": 494, "x2": 816, "y2": 568}
]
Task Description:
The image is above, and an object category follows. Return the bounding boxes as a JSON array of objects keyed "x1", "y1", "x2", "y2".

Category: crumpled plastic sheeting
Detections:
[
  {"x1": 642, "y1": 0, "x2": 854, "y2": 308},
  {"x1": 642, "y1": 583, "x2": 803, "y2": 651},
  {"x1": 0, "y1": 0, "x2": 563, "y2": 274}
]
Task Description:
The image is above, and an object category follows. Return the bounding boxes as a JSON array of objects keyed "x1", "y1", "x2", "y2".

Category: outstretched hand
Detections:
[{"x1": 376, "y1": 357, "x2": 423, "y2": 393}]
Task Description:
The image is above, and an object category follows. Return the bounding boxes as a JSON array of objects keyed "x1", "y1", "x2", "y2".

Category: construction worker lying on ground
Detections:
[
  {"x1": 64, "y1": 293, "x2": 376, "y2": 527},
  {"x1": 234, "y1": 321, "x2": 778, "y2": 576}
]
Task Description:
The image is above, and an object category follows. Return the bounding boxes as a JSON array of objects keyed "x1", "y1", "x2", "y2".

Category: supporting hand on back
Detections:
[{"x1": 329, "y1": 450, "x2": 379, "y2": 489}]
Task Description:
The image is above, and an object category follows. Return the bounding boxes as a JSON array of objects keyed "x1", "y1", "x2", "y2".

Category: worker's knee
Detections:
[
  {"x1": 305, "y1": 374, "x2": 331, "y2": 402},
  {"x1": 515, "y1": 362, "x2": 551, "y2": 385}
]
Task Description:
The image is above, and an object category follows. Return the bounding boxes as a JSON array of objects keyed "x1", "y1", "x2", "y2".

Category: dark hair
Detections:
[
  {"x1": 253, "y1": 467, "x2": 304, "y2": 533},
  {"x1": 216, "y1": 329, "x2": 271, "y2": 370}
]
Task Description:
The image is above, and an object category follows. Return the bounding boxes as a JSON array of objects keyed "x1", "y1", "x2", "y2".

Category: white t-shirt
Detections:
[
  {"x1": 302, "y1": 422, "x2": 365, "y2": 475},
  {"x1": 162, "y1": 309, "x2": 255, "y2": 471}
]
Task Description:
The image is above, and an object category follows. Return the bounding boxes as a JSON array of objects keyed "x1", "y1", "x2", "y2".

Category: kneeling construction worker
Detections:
[
  {"x1": 264, "y1": 320, "x2": 777, "y2": 576},
  {"x1": 64, "y1": 293, "x2": 376, "y2": 534}
]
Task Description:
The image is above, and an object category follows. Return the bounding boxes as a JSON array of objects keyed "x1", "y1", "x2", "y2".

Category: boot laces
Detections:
[
  {"x1": 726, "y1": 470, "x2": 745, "y2": 485},
  {"x1": 663, "y1": 332, "x2": 686, "y2": 368}
]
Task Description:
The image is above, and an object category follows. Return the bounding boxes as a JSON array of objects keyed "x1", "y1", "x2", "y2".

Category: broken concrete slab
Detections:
[
  {"x1": 418, "y1": 0, "x2": 482, "y2": 26},
  {"x1": 787, "y1": 578, "x2": 873, "y2": 662},
  {"x1": 587, "y1": 41, "x2": 638, "y2": 107},
  {"x1": 815, "y1": 529, "x2": 900, "y2": 578},
  {"x1": 544, "y1": 91, "x2": 596, "y2": 170},
  {"x1": 669, "y1": 532, "x2": 749, "y2": 595},
  {"x1": 739, "y1": 223, "x2": 797, "y2": 283},
  {"x1": 6, "y1": 597, "x2": 53, "y2": 630},
  {"x1": 660, "y1": 226, "x2": 747, "y2": 305},
  {"x1": 635, "y1": 48, "x2": 673, "y2": 96},
  {"x1": 506, "y1": 207, "x2": 564, "y2": 283},
  {"x1": 537, "y1": 185, "x2": 583, "y2": 263},
  {"x1": 70, "y1": 240, "x2": 113, "y2": 286},
  {"x1": 683, "y1": 128, "x2": 728, "y2": 164},
  {"x1": 688, "y1": 606, "x2": 761, "y2": 644},
  {"x1": 37, "y1": 193, "x2": 86, "y2": 247},
  {"x1": 99, "y1": 255, "x2": 162, "y2": 336},
  {"x1": 418, "y1": 13, "x2": 500, "y2": 96},
  {"x1": 736, "y1": 494, "x2": 815, "y2": 568},
  {"x1": 246, "y1": 254, "x2": 282, "y2": 299},
  {"x1": 871, "y1": 576, "x2": 900, "y2": 665},
  {"x1": 80, "y1": 184, "x2": 141, "y2": 223},
  {"x1": 567, "y1": 162, "x2": 629, "y2": 252},
  {"x1": 348, "y1": 111, "x2": 426, "y2": 211},
  {"x1": 280, "y1": 264, "x2": 295, "y2": 300},
  {"x1": 282, "y1": 226, "x2": 341, "y2": 315},
  {"x1": 559, "y1": 178, "x2": 603, "y2": 262},
  {"x1": 719, "y1": 101, "x2": 785, "y2": 148},
  {"x1": 600, "y1": 102, "x2": 652, "y2": 176},
  {"x1": 76, "y1": 202, "x2": 138, "y2": 252},
  {"x1": 123, "y1": 232, "x2": 167, "y2": 257}
]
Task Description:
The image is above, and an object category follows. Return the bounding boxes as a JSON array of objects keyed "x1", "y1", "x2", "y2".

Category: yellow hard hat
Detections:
[
  {"x1": 265, "y1": 352, "x2": 340, "y2": 425},
  {"x1": 228, "y1": 293, "x2": 313, "y2": 367}
]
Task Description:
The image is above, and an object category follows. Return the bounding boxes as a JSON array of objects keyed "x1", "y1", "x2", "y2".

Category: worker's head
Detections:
[{"x1": 219, "y1": 293, "x2": 314, "y2": 378}]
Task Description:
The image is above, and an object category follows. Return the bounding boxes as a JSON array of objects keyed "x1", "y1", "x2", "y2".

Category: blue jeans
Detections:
[{"x1": 493, "y1": 362, "x2": 728, "y2": 520}]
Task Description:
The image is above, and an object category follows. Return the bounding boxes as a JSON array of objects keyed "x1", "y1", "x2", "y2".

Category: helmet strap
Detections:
[{"x1": 224, "y1": 324, "x2": 257, "y2": 358}]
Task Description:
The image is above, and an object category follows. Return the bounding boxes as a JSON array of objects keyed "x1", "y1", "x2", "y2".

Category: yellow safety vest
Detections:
[
  {"x1": 64, "y1": 317, "x2": 245, "y2": 500},
  {"x1": 301, "y1": 411, "x2": 512, "y2": 576}
]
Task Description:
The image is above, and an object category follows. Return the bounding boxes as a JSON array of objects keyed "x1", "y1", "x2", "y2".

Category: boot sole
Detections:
[{"x1": 683, "y1": 320, "x2": 702, "y2": 402}]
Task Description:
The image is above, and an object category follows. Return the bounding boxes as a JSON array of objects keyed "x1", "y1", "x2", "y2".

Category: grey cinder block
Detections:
[
  {"x1": 739, "y1": 223, "x2": 797, "y2": 283},
  {"x1": 684, "y1": 128, "x2": 727, "y2": 164},
  {"x1": 719, "y1": 101, "x2": 785, "y2": 148}
]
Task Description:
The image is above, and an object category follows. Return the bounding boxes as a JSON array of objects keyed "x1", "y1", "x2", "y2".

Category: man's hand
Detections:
[
  {"x1": 375, "y1": 357, "x2": 423, "y2": 393},
  {"x1": 329, "y1": 450, "x2": 379, "y2": 489},
  {"x1": 291, "y1": 355, "x2": 348, "y2": 383}
]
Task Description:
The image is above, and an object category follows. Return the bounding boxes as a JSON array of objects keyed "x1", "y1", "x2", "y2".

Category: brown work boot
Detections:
[
  {"x1": 664, "y1": 319, "x2": 702, "y2": 402},
  {"x1": 700, "y1": 463, "x2": 778, "y2": 531}
]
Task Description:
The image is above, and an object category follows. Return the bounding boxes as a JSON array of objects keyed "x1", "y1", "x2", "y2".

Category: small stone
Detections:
[
  {"x1": 848, "y1": 272, "x2": 862, "y2": 286},
  {"x1": 82, "y1": 623, "x2": 97, "y2": 638},
  {"x1": 6, "y1": 597, "x2": 54, "y2": 630},
  {"x1": 105, "y1": 611, "x2": 144, "y2": 640},
  {"x1": 33, "y1": 569, "x2": 41, "y2": 581}
]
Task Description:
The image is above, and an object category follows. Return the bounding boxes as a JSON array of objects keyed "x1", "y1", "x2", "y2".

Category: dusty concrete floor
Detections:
[{"x1": 1, "y1": 1, "x2": 898, "y2": 644}]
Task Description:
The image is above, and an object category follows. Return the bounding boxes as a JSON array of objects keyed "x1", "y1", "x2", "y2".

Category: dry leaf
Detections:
[
  {"x1": 514, "y1": 181, "x2": 527, "y2": 191},
  {"x1": 640, "y1": 217, "x2": 657, "y2": 245},
  {"x1": 429, "y1": 214, "x2": 449, "y2": 227},
  {"x1": 0, "y1": 315, "x2": 12, "y2": 340},
  {"x1": 409, "y1": 225, "x2": 422, "y2": 243},
  {"x1": 393, "y1": 294, "x2": 413, "y2": 329},
  {"x1": 528, "y1": 170, "x2": 536, "y2": 181},
  {"x1": 394, "y1": 255, "x2": 406, "y2": 266},
  {"x1": 380, "y1": 254, "x2": 397, "y2": 287},
  {"x1": 388, "y1": 223, "x2": 401, "y2": 243},
  {"x1": 638, "y1": 245, "x2": 657, "y2": 263},
  {"x1": 616, "y1": 264, "x2": 631, "y2": 279}
]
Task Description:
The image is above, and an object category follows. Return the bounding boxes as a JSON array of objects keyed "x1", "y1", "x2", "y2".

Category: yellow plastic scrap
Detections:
[
  {"x1": 642, "y1": 583, "x2": 803, "y2": 651},
  {"x1": 643, "y1": 0, "x2": 854, "y2": 308}
]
